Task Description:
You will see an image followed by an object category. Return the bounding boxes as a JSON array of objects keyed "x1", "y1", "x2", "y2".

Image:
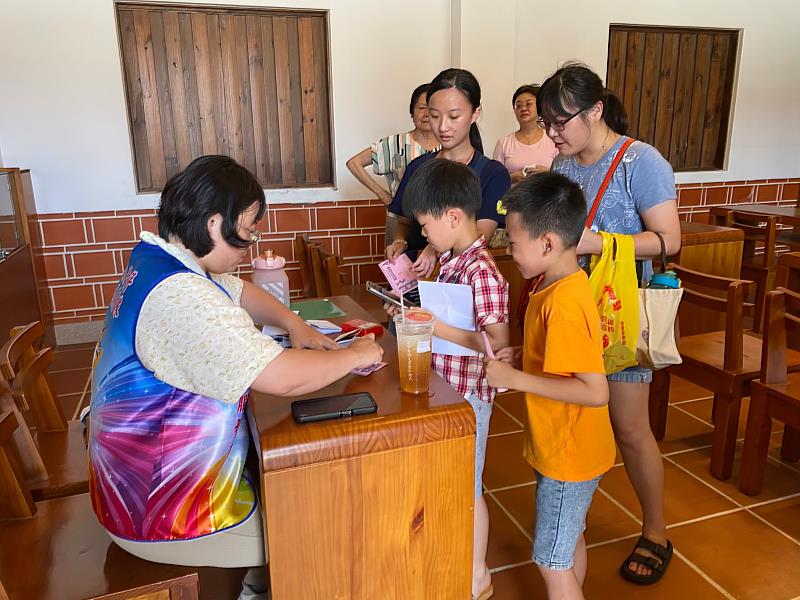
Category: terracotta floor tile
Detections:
[
  {"x1": 583, "y1": 539, "x2": 730, "y2": 599},
  {"x1": 52, "y1": 344, "x2": 96, "y2": 372},
  {"x1": 494, "y1": 392, "x2": 525, "y2": 425},
  {"x1": 489, "y1": 405, "x2": 523, "y2": 437},
  {"x1": 668, "y1": 444, "x2": 800, "y2": 507},
  {"x1": 50, "y1": 368, "x2": 91, "y2": 396},
  {"x1": 491, "y1": 483, "x2": 641, "y2": 546},
  {"x1": 769, "y1": 432, "x2": 800, "y2": 473},
  {"x1": 657, "y1": 405, "x2": 715, "y2": 455},
  {"x1": 488, "y1": 562, "x2": 546, "y2": 599},
  {"x1": 483, "y1": 432, "x2": 535, "y2": 491},
  {"x1": 485, "y1": 494, "x2": 533, "y2": 570},
  {"x1": 751, "y1": 496, "x2": 800, "y2": 541},
  {"x1": 678, "y1": 396, "x2": 785, "y2": 442},
  {"x1": 668, "y1": 511, "x2": 800, "y2": 600},
  {"x1": 668, "y1": 376, "x2": 712, "y2": 404},
  {"x1": 599, "y1": 461, "x2": 736, "y2": 526}
]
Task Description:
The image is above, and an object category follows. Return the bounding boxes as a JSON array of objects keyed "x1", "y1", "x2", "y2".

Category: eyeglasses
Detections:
[
  {"x1": 240, "y1": 227, "x2": 262, "y2": 246},
  {"x1": 536, "y1": 108, "x2": 585, "y2": 132},
  {"x1": 513, "y1": 100, "x2": 535, "y2": 111}
]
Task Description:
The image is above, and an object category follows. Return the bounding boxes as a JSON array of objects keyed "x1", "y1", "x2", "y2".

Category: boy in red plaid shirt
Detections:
[{"x1": 388, "y1": 158, "x2": 510, "y2": 600}]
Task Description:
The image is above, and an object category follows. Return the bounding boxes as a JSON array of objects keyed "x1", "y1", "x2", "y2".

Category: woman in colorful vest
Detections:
[{"x1": 88, "y1": 155, "x2": 383, "y2": 600}]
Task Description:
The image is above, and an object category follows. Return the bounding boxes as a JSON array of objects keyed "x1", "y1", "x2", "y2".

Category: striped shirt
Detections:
[
  {"x1": 371, "y1": 131, "x2": 439, "y2": 196},
  {"x1": 432, "y1": 237, "x2": 509, "y2": 404}
]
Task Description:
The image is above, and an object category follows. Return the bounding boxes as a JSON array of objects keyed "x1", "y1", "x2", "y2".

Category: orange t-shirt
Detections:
[{"x1": 522, "y1": 270, "x2": 615, "y2": 482}]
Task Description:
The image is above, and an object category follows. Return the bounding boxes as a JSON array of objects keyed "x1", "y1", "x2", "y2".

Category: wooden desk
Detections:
[
  {"x1": 710, "y1": 203, "x2": 800, "y2": 227},
  {"x1": 248, "y1": 296, "x2": 475, "y2": 600}
]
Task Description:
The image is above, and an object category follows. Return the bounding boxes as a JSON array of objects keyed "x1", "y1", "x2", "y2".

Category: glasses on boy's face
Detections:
[{"x1": 536, "y1": 108, "x2": 585, "y2": 132}]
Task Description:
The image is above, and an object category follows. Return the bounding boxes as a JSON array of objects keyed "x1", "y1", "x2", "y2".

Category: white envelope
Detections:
[{"x1": 417, "y1": 280, "x2": 477, "y2": 357}]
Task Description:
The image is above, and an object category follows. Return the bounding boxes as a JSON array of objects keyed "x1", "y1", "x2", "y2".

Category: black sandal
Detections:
[{"x1": 620, "y1": 536, "x2": 673, "y2": 585}]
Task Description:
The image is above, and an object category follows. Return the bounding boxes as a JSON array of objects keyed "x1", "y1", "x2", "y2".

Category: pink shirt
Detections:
[{"x1": 492, "y1": 132, "x2": 559, "y2": 175}]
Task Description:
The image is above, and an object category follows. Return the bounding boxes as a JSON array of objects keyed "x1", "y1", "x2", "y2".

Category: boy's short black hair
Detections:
[
  {"x1": 500, "y1": 171, "x2": 586, "y2": 248},
  {"x1": 402, "y1": 158, "x2": 482, "y2": 219},
  {"x1": 158, "y1": 155, "x2": 265, "y2": 257}
]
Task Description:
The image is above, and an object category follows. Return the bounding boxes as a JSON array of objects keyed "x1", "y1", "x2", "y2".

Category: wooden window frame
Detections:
[
  {"x1": 606, "y1": 24, "x2": 740, "y2": 172},
  {"x1": 115, "y1": 1, "x2": 334, "y2": 192}
]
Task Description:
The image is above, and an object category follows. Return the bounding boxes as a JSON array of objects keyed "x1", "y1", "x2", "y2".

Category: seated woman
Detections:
[
  {"x1": 87, "y1": 156, "x2": 383, "y2": 600},
  {"x1": 492, "y1": 84, "x2": 558, "y2": 183}
]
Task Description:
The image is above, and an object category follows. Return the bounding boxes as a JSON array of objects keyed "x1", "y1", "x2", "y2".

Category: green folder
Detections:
[{"x1": 290, "y1": 298, "x2": 345, "y2": 320}]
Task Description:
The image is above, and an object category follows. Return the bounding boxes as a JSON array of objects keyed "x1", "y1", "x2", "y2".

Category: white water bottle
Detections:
[{"x1": 251, "y1": 250, "x2": 290, "y2": 306}]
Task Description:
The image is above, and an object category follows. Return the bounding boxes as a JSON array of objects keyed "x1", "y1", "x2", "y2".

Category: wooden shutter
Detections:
[
  {"x1": 607, "y1": 25, "x2": 739, "y2": 171},
  {"x1": 116, "y1": 3, "x2": 333, "y2": 192}
]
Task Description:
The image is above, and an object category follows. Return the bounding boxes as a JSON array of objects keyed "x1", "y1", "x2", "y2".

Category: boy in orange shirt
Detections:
[{"x1": 485, "y1": 172, "x2": 614, "y2": 600}]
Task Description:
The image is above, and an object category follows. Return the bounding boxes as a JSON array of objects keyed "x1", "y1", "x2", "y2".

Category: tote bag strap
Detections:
[{"x1": 585, "y1": 137, "x2": 635, "y2": 228}]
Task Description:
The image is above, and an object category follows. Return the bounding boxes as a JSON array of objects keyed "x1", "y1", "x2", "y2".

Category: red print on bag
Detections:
[{"x1": 110, "y1": 267, "x2": 139, "y2": 318}]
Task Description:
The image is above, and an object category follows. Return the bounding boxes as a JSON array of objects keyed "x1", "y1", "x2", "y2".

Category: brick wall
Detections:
[{"x1": 28, "y1": 178, "x2": 799, "y2": 328}]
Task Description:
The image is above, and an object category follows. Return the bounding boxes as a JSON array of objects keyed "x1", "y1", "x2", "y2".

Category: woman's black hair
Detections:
[
  {"x1": 536, "y1": 62, "x2": 628, "y2": 135},
  {"x1": 409, "y1": 83, "x2": 430, "y2": 116},
  {"x1": 158, "y1": 155, "x2": 266, "y2": 257},
  {"x1": 427, "y1": 68, "x2": 484, "y2": 154},
  {"x1": 512, "y1": 84, "x2": 540, "y2": 106},
  {"x1": 403, "y1": 158, "x2": 482, "y2": 220}
]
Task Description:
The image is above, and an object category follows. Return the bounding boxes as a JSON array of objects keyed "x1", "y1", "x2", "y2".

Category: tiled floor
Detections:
[
  {"x1": 53, "y1": 345, "x2": 800, "y2": 599},
  {"x1": 485, "y1": 378, "x2": 800, "y2": 600}
]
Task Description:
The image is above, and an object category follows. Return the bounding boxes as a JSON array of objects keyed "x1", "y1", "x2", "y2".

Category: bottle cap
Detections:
[{"x1": 252, "y1": 249, "x2": 286, "y2": 270}]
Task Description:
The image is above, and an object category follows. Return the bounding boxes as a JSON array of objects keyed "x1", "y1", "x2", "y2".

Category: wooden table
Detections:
[
  {"x1": 248, "y1": 296, "x2": 475, "y2": 600},
  {"x1": 710, "y1": 203, "x2": 800, "y2": 227}
]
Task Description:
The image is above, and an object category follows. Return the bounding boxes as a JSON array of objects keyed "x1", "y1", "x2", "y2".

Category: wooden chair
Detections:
[
  {"x1": 648, "y1": 264, "x2": 800, "y2": 480},
  {"x1": 0, "y1": 410, "x2": 36, "y2": 520},
  {"x1": 738, "y1": 286, "x2": 800, "y2": 495},
  {"x1": 1, "y1": 324, "x2": 88, "y2": 501},
  {"x1": 775, "y1": 251, "x2": 800, "y2": 292},
  {"x1": 293, "y1": 234, "x2": 319, "y2": 298},
  {"x1": 710, "y1": 207, "x2": 778, "y2": 332}
]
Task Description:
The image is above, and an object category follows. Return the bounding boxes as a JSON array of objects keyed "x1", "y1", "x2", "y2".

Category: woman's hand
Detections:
[
  {"x1": 383, "y1": 301, "x2": 401, "y2": 319},
  {"x1": 287, "y1": 321, "x2": 339, "y2": 350},
  {"x1": 377, "y1": 189, "x2": 393, "y2": 206},
  {"x1": 494, "y1": 346, "x2": 523, "y2": 369},
  {"x1": 348, "y1": 334, "x2": 384, "y2": 368},
  {"x1": 576, "y1": 227, "x2": 603, "y2": 256},
  {"x1": 484, "y1": 358, "x2": 518, "y2": 390},
  {"x1": 412, "y1": 245, "x2": 438, "y2": 278},
  {"x1": 385, "y1": 239, "x2": 408, "y2": 261}
]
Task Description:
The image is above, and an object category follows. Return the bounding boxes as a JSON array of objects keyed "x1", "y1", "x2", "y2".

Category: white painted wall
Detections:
[
  {"x1": 0, "y1": 0, "x2": 797, "y2": 214},
  {"x1": 0, "y1": 0, "x2": 450, "y2": 213},
  {"x1": 505, "y1": 0, "x2": 800, "y2": 184}
]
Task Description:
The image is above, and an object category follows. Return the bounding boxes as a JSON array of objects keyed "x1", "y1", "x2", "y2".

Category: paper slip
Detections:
[
  {"x1": 379, "y1": 255, "x2": 418, "y2": 295},
  {"x1": 307, "y1": 319, "x2": 342, "y2": 334},
  {"x1": 351, "y1": 361, "x2": 387, "y2": 376},
  {"x1": 262, "y1": 323, "x2": 288, "y2": 337},
  {"x1": 417, "y1": 281, "x2": 477, "y2": 357}
]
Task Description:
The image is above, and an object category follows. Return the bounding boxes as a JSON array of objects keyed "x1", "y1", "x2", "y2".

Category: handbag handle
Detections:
[{"x1": 653, "y1": 231, "x2": 667, "y2": 274}]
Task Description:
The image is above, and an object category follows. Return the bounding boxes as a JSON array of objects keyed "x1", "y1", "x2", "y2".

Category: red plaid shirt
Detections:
[{"x1": 432, "y1": 237, "x2": 509, "y2": 403}]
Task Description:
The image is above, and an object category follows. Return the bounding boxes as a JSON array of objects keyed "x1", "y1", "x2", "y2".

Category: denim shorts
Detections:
[
  {"x1": 532, "y1": 473, "x2": 602, "y2": 570},
  {"x1": 607, "y1": 364, "x2": 652, "y2": 384},
  {"x1": 466, "y1": 394, "x2": 493, "y2": 498}
]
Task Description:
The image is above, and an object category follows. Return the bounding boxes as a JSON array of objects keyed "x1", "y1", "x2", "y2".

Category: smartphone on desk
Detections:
[
  {"x1": 366, "y1": 281, "x2": 420, "y2": 309},
  {"x1": 291, "y1": 392, "x2": 378, "y2": 424}
]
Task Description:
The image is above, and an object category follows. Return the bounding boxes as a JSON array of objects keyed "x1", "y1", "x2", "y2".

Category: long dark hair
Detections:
[
  {"x1": 427, "y1": 68, "x2": 484, "y2": 154},
  {"x1": 537, "y1": 62, "x2": 628, "y2": 136}
]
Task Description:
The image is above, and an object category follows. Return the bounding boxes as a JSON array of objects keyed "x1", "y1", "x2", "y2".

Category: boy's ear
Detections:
[
  {"x1": 445, "y1": 207, "x2": 462, "y2": 227},
  {"x1": 540, "y1": 231, "x2": 560, "y2": 255}
]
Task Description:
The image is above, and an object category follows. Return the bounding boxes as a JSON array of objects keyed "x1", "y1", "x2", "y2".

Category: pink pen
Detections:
[{"x1": 481, "y1": 331, "x2": 508, "y2": 393}]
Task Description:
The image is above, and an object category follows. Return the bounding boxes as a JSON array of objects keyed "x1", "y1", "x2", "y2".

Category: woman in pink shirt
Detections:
[{"x1": 493, "y1": 84, "x2": 559, "y2": 183}]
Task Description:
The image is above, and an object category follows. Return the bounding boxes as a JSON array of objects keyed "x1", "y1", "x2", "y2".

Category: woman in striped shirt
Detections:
[{"x1": 346, "y1": 83, "x2": 440, "y2": 206}]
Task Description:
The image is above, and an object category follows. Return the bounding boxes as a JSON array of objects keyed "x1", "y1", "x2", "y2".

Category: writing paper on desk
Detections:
[{"x1": 417, "y1": 280, "x2": 477, "y2": 357}]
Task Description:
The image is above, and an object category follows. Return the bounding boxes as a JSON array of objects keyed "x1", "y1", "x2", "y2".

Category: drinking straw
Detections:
[
  {"x1": 481, "y1": 331, "x2": 508, "y2": 393},
  {"x1": 400, "y1": 289, "x2": 406, "y2": 322}
]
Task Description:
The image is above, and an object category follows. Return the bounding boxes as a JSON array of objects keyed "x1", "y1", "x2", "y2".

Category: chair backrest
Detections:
[
  {"x1": 294, "y1": 234, "x2": 319, "y2": 298},
  {"x1": 709, "y1": 207, "x2": 777, "y2": 270},
  {"x1": 11, "y1": 347, "x2": 66, "y2": 433},
  {"x1": 0, "y1": 321, "x2": 44, "y2": 385},
  {"x1": 776, "y1": 252, "x2": 800, "y2": 290},
  {"x1": 669, "y1": 263, "x2": 755, "y2": 371},
  {"x1": 760, "y1": 286, "x2": 800, "y2": 385},
  {"x1": 0, "y1": 409, "x2": 37, "y2": 519}
]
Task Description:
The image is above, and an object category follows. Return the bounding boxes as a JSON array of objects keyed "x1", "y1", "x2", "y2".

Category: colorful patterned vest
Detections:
[{"x1": 88, "y1": 241, "x2": 255, "y2": 541}]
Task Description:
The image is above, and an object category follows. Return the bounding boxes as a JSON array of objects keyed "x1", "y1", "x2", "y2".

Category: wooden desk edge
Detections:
[{"x1": 255, "y1": 401, "x2": 476, "y2": 472}]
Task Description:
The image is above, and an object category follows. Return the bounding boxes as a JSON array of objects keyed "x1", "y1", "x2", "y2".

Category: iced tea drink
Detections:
[{"x1": 394, "y1": 311, "x2": 435, "y2": 394}]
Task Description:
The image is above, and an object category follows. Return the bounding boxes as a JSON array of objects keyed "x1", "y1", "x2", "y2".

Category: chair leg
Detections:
[
  {"x1": 648, "y1": 369, "x2": 670, "y2": 441},
  {"x1": 710, "y1": 387, "x2": 742, "y2": 480},
  {"x1": 780, "y1": 426, "x2": 800, "y2": 462},
  {"x1": 738, "y1": 387, "x2": 773, "y2": 496}
]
